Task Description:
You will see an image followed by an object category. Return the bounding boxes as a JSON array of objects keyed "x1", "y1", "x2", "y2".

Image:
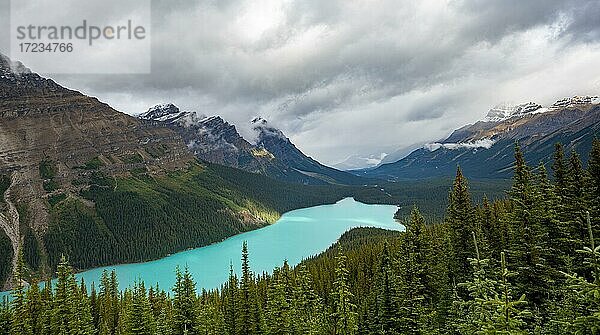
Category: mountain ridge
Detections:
[
  {"x1": 356, "y1": 95, "x2": 600, "y2": 180},
  {"x1": 139, "y1": 104, "x2": 367, "y2": 185}
]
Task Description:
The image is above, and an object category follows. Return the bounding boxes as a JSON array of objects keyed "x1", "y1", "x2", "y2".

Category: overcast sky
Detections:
[{"x1": 10, "y1": 0, "x2": 600, "y2": 165}]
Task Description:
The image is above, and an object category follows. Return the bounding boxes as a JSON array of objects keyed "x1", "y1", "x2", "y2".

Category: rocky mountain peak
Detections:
[
  {"x1": 251, "y1": 116, "x2": 268, "y2": 126},
  {"x1": 549, "y1": 95, "x2": 599, "y2": 110},
  {"x1": 0, "y1": 54, "x2": 64, "y2": 101},
  {"x1": 0, "y1": 54, "x2": 31, "y2": 75},
  {"x1": 251, "y1": 117, "x2": 287, "y2": 144},
  {"x1": 484, "y1": 102, "x2": 543, "y2": 122},
  {"x1": 138, "y1": 103, "x2": 195, "y2": 124}
]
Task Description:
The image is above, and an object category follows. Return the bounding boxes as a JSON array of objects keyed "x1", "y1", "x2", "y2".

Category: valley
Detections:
[
  {"x1": 0, "y1": 198, "x2": 401, "y2": 300},
  {"x1": 2, "y1": 1, "x2": 600, "y2": 333},
  {"x1": 0, "y1": 52, "x2": 510, "y2": 290},
  {"x1": 0, "y1": 54, "x2": 599, "y2": 335}
]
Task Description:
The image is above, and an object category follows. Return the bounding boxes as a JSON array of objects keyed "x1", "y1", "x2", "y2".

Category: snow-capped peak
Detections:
[
  {"x1": 549, "y1": 95, "x2": 599, "y2": 110},
  {"x1": 139, "y1": 103, "x2": 184, "y2": 121},
  {"x1": 483, "y1": 102, "x2": 543, "y2": 122}
]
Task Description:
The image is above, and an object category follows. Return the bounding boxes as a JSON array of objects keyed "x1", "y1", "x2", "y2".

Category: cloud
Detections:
[
  {"x1": 425, "y1": 139, "x2": 496, "y2": 151},
  {"x1": 5, "y1": 0, "x2": 600, "y2": 165}
]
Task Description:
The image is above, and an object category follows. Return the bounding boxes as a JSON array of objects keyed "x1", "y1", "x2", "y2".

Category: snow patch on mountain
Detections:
[
  {"x1": 483, "y1": 102, "x2": 543, "y2": 122},
  {"x1": 425, "y1": 138, "x2": 496, "y2": 151},
  {"x1": 549, "y1": 96, "x2": 599, "y2": 110}
]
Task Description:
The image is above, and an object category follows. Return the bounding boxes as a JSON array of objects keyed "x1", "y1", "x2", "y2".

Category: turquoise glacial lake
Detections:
[{"x1": 2, "y1": 198, "x2": 402, "y2": 297}]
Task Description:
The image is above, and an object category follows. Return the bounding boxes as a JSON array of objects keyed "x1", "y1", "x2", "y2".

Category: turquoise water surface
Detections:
[{"x1": 2, "y1": 198, "x2": 402, "y2": 297}]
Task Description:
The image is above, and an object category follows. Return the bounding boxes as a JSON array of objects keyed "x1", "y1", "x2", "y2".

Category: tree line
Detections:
[{"x1": 2, "y1": 139, "x2": 600, "y2": 334}]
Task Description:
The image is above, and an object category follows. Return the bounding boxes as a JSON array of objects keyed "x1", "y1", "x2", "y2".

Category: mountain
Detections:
[
  {"x1": 139, "y1": 104, "x2": 274, "y2": 173},
  {"x1": 0, "y1": 55, "x2": 348, "y2": 289},
  {"x1": 139, "y1": 105, "x2": 366, "y2": 185},
  {"x1": 251, "y1": 117, "x2": 367, "y2": 184},
  {"x1": 332, "y1": 153, "x2": 388, "y2": 171},
  {"x1": 358, "y1": 96, "x2": 600, "y2": 180}
]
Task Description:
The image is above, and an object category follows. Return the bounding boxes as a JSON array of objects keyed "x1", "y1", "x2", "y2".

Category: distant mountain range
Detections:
[
  {"x1": 138, "y1": 104, "x2": 366, "y2": 185},
  {"x1": 355, "y1": 96, "x2": 600, "y2": 179}
]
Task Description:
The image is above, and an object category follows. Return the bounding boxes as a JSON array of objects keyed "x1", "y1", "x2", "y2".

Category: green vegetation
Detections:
[
  {"x1": 352, "y1": 177, "x2": 510, "y2": 220},
  {"x1": 0, "y1": 175, "x2": 9, "y2": 209},
  {"x1": 122, "y1": 153, "x2": 144, "y2": 164},
  {"x1": 23, "y1": 160, "x2": 508, "y2": 280},
  {"x1": 0, "y1": 230, "x2": 11, "y2": 287},
  {"x1": 22, "y1": 228, "x2": 40, "y2": 271},
  {"x1": 145, "y1": 145, "x2": 167, "y2": 158},
  {"x1": 42, "y1": 180, "x2": 59, "y2": 193},
  {"x1": 38, "y1": 160, "x2": 57, "y2": 180},
  {"x1": 41, "y1": 163, "x2": 348, "y2": 272},
  {"x1": 47, "y1": 193, "x2": 67, "y2": 207},
  {"x1": 2, "y1": 139, "x2": 599, "y2": 334},
  {"x1": 81, "y1": 157, "x2": 104, "y2": 170},
  {"x1": 39, "y1": 159, "x2": 60, "y2": 194}
]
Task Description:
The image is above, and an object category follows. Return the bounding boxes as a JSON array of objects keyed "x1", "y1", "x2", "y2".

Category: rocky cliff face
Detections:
[
  {"x1": 359, "y1": 96, "x2": 600, "y2": 180},
  {"x1": 251, "y1": 117, "x2": 366, "y2": 185},
  {"x1": 139, "y1": 104, "x2": 274, "y2": 174},
  {"x1": 0, "y1": 55, "x2": 193, "y2": 288},
  {"x1": 140, "y1": 106, "x2": 367, "y2": 185}
]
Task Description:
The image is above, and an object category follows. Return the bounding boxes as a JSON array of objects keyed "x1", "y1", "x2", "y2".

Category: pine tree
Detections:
[
  {"x1": 10, "y1": 250, "x2": 31, "y2": 335},
  {"x1": 446, "y1": 167, "x2": 477, "y2": 284},
  {"x1": 98, "y1": 269, "x2": 119, "y2": 335},
  {"x1": 454, "y1": 234, "x2": 530, "y2": 334},
  {"x1": 292, "y1": 264, "x2": 323, "y2": 335},
  {"x1": 330, "y1": 247, "x2": 358, "y2": 335},
  {"x1": 224, "y1": 263, "x2": 238, "y2": 335},
  {"x1": 589, "y1": 139, "x2": 600, "y2": 244},
  {"x1": 562, "y1": 212, "x2": 600, "y2": 333},
  {"x1": 453, "y1": 232, "x2": 502, "y2": 334},
  {"x1": 70, "y1": 278, "x2": 95, "y2": 335},
  {"x1": 552, "y1": 143, "x2": 568, "y2": 196},
  {"x1": 0, "y1": 298, "x2": 10, "y2": 335},
  {"x1": 371, "y1": 241, "x2": 398, "y2": 334},
  {"x1": 130, "y1": 281, "x2": 156, "y2": 335},
  {"x1": 195, "y1": 291, "x2": 225, "y2": 335},
  {"x1": 48, "y1": 255, "x2": 95, "y2": 334},
  {"x1": 396, "y1": 207, "x2": 433, "y2": 334},
  {"x1": 265, "y1": 265, "x2": 292, "y2": 335},
  {"x1": 39, "y1": 279, "x2": 53, "y2": 335},
  {"x1": 24, "y1": 280, "x2": 43, "y2": 335},
  {"x1": 50, "y1": 255, "x2": 71, "y2": 334},
  {"x1": 487, "y1": 252, "x2": 530, "y2": 334},
  {"x1": 480, "y1": 195, "x2": 502, "y2": 259},
  {"x1": 566, "y1": 151, "x2": 592, "y2": 276},
  {"x1": 155, "y1": 294, "x2": 173, "y2": 335},
  {"x1": 534, "y1": 163, "x2": 565, "y2": 270},
  {"x1": 507, "y1": 144, "x2": 549, "y2": 310},
  {"x1": 117, "y1": 288, "x2": 134, "y2": 335},
  {"x1": 173, "y1": 266, "x2": 197, "y2": 335},
  {"x1": 237, "y1": 242, "x2": 259, "y2": 335}
]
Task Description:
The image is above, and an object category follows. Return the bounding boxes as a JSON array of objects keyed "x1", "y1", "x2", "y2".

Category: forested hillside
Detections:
[
  {"x1": 2, "y1": 139, "x2": 599, "y2": 334},
  {"x1": 34, "y1": 162, "x2": 353, "y2": 275}
]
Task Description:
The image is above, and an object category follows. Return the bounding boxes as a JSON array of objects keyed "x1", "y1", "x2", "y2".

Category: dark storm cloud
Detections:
[
  {"x1": 11, "y1": 0, "x2": 600, "y2": 165},
  {"x1": 562, "y1": 1, "x2": 600, "y2": 42}
]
